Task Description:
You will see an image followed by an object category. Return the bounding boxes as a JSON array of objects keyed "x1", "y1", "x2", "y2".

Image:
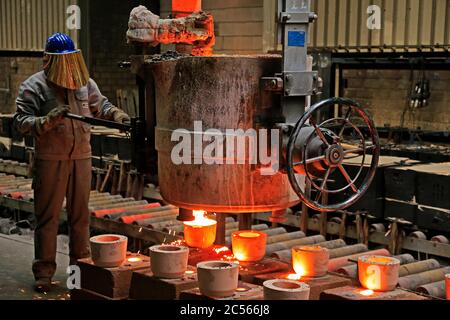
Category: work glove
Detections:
[
  {"x1": 112, "y1": 108, "x2": 131, "y2": 124},
  {"x1": 36, "y1": 105, "x2": 70, "y2": 134},
  {"x1": 46, "y1": 105, "x2": 70, "y2": 126}
]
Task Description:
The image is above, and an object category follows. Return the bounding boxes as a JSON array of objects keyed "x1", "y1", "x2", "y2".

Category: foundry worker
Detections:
[{"x1": 13, "y1": 33, "x2": 130, "y2": 293}]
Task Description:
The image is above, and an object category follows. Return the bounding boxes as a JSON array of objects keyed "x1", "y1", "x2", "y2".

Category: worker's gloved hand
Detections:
[
  {"x1": 46, "y1": 105, "x2": 70, "y2": 127},
  {"x1": 35, "y1": 105, "x2": 70, "y2": 135},
  {"x1": 112, "y1": 108, "x2": 131, "y2": 124}
]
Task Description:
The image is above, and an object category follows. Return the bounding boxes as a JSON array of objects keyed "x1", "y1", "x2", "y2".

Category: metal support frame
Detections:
[
  {"x1": 215, "y1": 213, "x2": 227, "y2": 245},
  {"x1": 277, "y1": 0, "x2": 318, "y2": 124}
]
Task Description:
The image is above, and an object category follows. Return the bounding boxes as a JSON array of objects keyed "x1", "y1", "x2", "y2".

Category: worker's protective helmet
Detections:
[{"x1": 43, "y1": 32, "x2": 89, "y2": 90}]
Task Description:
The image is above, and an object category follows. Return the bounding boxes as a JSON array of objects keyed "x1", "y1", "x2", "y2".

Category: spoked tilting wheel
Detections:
[{"x1": 286, "y1": 97, "x2": 380, "y2": 212}]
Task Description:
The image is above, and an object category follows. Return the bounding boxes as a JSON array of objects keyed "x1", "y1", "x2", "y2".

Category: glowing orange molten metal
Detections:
[
  {"x1": 292, "y1": 246, "x2": 329, "y2": 278},
  {"x1": 287, "y1": 273, "x2": 302, "y2": 281},
  {"x1": 446, "y1": 274, "x2": 450, "y2": 300},
  {"x1": 231, "y1": 231, "x2": 267, "y2": 262},
  {"x1": 183, "y1": 210, "x2": 217, "y2": 249},
  {"x1": 172, "y1": 0, "x2": 202, "y2": 17},
  {"x1": 358, "y1": 255, "x2": 400, "y2": 292},
  {"x1": 170, "y1": 0, "x2": 215, "y2": 56}
]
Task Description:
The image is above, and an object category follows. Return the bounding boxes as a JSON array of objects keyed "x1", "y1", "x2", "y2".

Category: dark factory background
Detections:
[{"x1": 0, "y1": 0, "x2": 449, "y2": 302}]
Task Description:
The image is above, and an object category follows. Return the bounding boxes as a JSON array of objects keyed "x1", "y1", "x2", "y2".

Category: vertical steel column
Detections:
[
  {"x1": 215, "y1": 213, "x2": 227, "y2": 245},
  {"x1": 278, "y1": 0, "x2": 318, "y2": 124},
  {"x1": 238, "y1": 214, "x2": 253, "y2": 231}
]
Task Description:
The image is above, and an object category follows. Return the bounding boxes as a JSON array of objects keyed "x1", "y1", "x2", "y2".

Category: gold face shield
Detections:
[{"x1": 43, "y1": 50, "x2": 90, "y2": 90}]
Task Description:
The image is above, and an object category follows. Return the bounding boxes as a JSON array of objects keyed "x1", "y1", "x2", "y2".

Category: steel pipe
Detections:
[
  {"x1": 316, "y1": 239, "x2": 347, "y2": 250},
  {"x1": 88, "y1": 195, "x2": 123, "y2": 205},
  {"x1": 87, "y1": 194, "x2": 114, "y2": 201},
  {"x1": 409, "y1": 231, "x2": 427, "y2": 240},
  {"x1": 0, "y1": 186, "x2": 32, "y2": 195},
  {"x1": 92, "y1": 203, "x2": 164, "y2": 218},
  {"x1": 398, "y1": 266, "x2": 450, "y2": 290},
  {"x1": 88, "y1": 196, "x2": 117, "y2": 203},
  {"x1": 0, "y1": 180, "x2": 30, "y2": 187},
  {"x1": 0, "y1": 175, "x2": 21, "y2": 182},
  {"x1": 164, "y1": 223, "x2": 185, "y2": 234},
  {"x1": 120, "y1": 209, "x2": 178, "y2": 224},
  {"x1": 271, "y1": 239, "x2": 346, "y2": 262},
  {"x1": 90, "y1": 200, "x2": 148, "y2": 211},
  {"x1": 106, "y1": 204, "x2": 168, "y2": 220},
  {"x1": 370, "y1": 223, "x2": 386, "y2": 233},
  {"x1": 265, "y1": 235, "x2": 326, "y2": 256},
  {"x1": 88, "y1": 197, "x2": 136, "y2": 209},
  {"x1": 20, "y1": 194, "x2": 34, "y2": 201},
  {"x1": 431, "y1": 235, "x2": 449, "y2": 244},
  {"x1": 0, "y1": 179, "x2": 27, "y2": 189},
  {"x1": 0, "y1": 182, "x2": 33, "y2": 194},
  {"x1": 416, "y1": 281, "x2": 446, "y2": 299},
  {"x1": 261, "y1": 227, "x2": 287, "y2": 237},
  {"x1": 328, "y1": 249, "x2": 390, "y2": 272},
  {"x1": 89, "y1": 192, "x2": 111, "y2": 197},
  {"x1": 0, "y1": 179, "x2": 30, "y2": 186},
  {"x1": 399, "y1": 259, "x2": 441, "y2": 277},
  {"x1": 161, "y1": 223, "x2": 185, "y2": 233},
  {"x1": 0, "y1": 178, "x2": 18, "y2": 183},
  {"x1": 266, "y1": 231, "x2": 306, "y2": 244},
  {"x1": 7, "y1": 190, "x2": 34, "y2": 199},
  {"x1": 223, "y1": 222, "x2": 239, "y2": 230},
  {"x1": 329, "y1": 244, "x2": 368, "y2": 259},
  {"x1": 394, "y1": 254, "x2": 416, "y2": 265},
  {"x1": 131, "y1": 213, "x2": 179, "y2": 226}
]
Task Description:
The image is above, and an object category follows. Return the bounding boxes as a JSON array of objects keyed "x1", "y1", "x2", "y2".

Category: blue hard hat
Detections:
[{"x1": 45, "y1": 32, "x2": 77, "y2": 54}]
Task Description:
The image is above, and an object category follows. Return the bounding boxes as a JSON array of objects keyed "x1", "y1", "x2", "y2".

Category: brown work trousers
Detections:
[{"x1": 32, "y1": 158, "x2": 92, "y2": 280}]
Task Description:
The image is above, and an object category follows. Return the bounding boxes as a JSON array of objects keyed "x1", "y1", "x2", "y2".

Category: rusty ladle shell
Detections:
[{"x1": 148, "y1": 55, "x2": 301, "y2": 213}]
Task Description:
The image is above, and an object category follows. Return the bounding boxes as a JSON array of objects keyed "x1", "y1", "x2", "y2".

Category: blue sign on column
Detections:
[{"x1": 288, "y1": 31, "x2": 306, "y2": 47}]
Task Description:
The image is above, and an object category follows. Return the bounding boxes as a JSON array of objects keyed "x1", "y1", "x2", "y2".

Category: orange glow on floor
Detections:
[
  {"x1": 360, "y1": 289, "x2": 374, "y2": 296},
  {"x1": 213, "y1": 246, "x2": 230, "y2": 254}
]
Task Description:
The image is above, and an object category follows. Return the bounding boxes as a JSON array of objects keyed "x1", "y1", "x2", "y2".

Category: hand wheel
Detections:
[{"x1": 286, "y1": 97, "x2": 380, "y2": 212}]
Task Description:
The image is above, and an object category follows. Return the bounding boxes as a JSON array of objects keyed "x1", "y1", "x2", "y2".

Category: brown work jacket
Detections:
[{"x1": 14, "y1": 71, "x2": 116, "y2": 160}]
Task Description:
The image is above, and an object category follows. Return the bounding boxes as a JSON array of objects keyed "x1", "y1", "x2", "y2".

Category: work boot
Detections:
[{"x1": 34, "y1": 278, "x2": 52, "y2": 293}]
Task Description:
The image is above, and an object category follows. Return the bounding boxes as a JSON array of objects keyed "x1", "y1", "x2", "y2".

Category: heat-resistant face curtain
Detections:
[{"x1": 44, "y1": 50, "x2": 90, "y2": 90}]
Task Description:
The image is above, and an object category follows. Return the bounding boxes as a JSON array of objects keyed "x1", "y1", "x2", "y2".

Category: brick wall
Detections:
[
  {"x1": 88, "y1": 0, "x2": 157, "y2": 106},
  {"x1": 343, "y1": 69, "x2": 450, "y2": 132},
  {"x1": 161, "y1": 0, "x2": 265, "y2": 54},
  {"x1": 0, "y1": 57, "x2": 42, "y2": 114}
]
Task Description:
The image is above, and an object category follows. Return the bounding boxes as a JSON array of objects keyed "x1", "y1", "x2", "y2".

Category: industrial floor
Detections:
[{"x1": 0, "y1": 233, "x2": 70, "y2": 300}]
